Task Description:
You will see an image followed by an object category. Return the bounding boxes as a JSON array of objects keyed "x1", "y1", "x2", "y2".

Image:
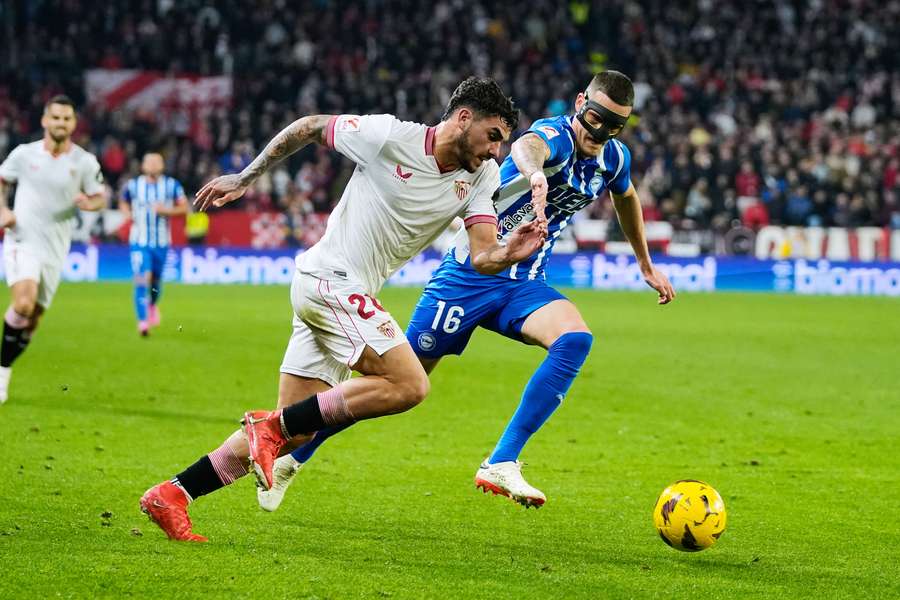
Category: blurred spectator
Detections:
[
  {"x1": 742, "y1": 199, "x2": 770, "y2": 231},
  {"x1": 735, "y1": 161, "x2": 761, "y2": 202},
  {"x1": 685, "y1": 178, "x2": 712, "y2": 226},
  {"x1": 100, "y1": 137, "x2": 127, "y2": 188},
  {"x1": 784, "y1": 185, "x2": 813, "y2": 225},
  {"x1": 218, "y1": 142, "x2": 252, "y2": 175}
]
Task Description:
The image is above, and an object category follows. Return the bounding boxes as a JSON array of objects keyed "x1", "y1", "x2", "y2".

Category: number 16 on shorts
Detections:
[{"x1": 431, "y1": 300, "x2": 464, "y2": 333}]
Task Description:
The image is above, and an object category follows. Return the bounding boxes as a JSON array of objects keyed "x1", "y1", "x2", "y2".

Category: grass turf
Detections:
[{"x1": 0, "y1": 282, "x2": 897, "y2": 599}]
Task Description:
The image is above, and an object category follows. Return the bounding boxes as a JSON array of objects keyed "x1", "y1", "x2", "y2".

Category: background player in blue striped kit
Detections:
[
  {"x1": 119, "y1": 153, "x2": 187, "y2": 336},
  {"x1": 260, "y1": 70, "x2": 676, "y2": 510}
]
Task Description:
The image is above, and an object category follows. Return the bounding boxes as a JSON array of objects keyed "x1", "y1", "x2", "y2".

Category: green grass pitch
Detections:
[{"x1": 0, "y1": 282, "x2": 898, "y2": 599}]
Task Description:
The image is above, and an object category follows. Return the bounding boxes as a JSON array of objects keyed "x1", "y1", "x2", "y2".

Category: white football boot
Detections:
[
  {"x1": 257, "y1": 454, "x2": 303, "y2": 512},
  {"x1": 0, "y1": 366, "x2": 11, "y2": 404},
  {"x1": 474, "y1": 460, "x2": 546, "y2": 508}
]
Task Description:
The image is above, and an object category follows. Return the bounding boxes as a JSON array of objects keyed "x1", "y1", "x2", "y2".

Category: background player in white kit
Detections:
[
  {"x1": 0, "y1": 95, "x2": 106, "y2": 404},
  {"x1": 139, "y1": 77, "x2": 546, "y2": 541}
]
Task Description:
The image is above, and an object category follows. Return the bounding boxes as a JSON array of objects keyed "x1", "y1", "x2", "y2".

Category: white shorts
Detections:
[
  {"x1": 279, "y1": 270, "x2": 407, "y2": 386},
  {"x1": 2, "y1": 240, "x2": 62, "y2": 308}
]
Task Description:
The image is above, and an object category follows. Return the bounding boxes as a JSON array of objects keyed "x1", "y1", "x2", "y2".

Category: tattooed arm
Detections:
[
  {"x1": 510, "y1": 133, "x2": 551, "y2": 226},
  {"x1": 194, "y1": 115, "x2": 333, "y2": 211}
]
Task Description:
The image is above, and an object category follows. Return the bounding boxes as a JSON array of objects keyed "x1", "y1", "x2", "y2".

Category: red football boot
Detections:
[
  {"x1": 140, "y1": 481, "x2": 208, "y2": 542},
  {"x1": 242, "y1": 410, "x2": 288, "y2": 491}
]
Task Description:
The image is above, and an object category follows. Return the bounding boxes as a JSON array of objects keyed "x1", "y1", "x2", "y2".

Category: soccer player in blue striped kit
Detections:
[
  {"x1": 120, "y1": 153, "x2": 187, "y2": 336},
  {"x1": 261, "y1": 70, "x2": 676, "y2": 509}
]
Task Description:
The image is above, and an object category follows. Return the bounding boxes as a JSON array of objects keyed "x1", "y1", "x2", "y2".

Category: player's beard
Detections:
[
  {"x1": 49, "y1": 129, "x2": 71, "y2": 144},
  {"x1": 456, "y1": 128, "x2": 489, "y2": 173},
  {"x1": 580, "y1": 131, "x2": 606, "y2": 157}
]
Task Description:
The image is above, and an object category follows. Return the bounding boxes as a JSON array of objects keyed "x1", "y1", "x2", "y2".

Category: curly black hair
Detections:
[{"x1": 441, "y1": 77, "x2": 519, "y2": 130}]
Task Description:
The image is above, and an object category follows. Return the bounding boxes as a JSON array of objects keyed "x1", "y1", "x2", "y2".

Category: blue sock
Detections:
[
  {"x1": 150, "y1": 278, "x2": 162, "y2": 305},
  {"x1": 134, "y1": 282, "x2": 149, "y2": 321},
  {"x1": 290, "y1": 424, "x2": 351, "y2": 463},
  {"x1": 489, "y1": 331, "x2": 593, "y2": 464}
]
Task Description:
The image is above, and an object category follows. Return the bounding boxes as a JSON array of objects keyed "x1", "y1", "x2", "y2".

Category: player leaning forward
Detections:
[
  {"x1": 0, "y1": 95, "x2": 106, "y2": 404},
  {"x1": 140, "y1": 77, "x2": 544, "y2": 541}
]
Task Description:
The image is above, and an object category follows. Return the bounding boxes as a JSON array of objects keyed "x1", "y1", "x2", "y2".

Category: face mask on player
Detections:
[{"x1": 575, "y1": 93, "x2": 630, "y2": 144}]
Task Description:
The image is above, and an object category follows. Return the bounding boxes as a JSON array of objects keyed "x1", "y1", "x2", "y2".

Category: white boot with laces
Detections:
[
  {"x1": 474, "y1": 460, "x2": 546, "y2": 508},
  {"x1": 257, "y1": 454, "x2": 303, "y2": 512}
]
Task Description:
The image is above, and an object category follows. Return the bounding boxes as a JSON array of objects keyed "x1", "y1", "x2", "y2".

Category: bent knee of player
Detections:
[
  {"x1": 549, "y1": 330, "x2": 594, "y2": 370},
  {"x1": 565, "y1": 322, "x2": 593, "y2": 338},
  {"x1": 546, "y1": 322, "x2": 593, "y2": 347},
  {"x1": 11, "y1": 296, "x2": 37, "y2": 319},
  {"x1": 390, "y1": 373, "x2": 430, "y2": 412},
  {"x1": 409, "y1": 373, "x2": 431, "y2": 406},
  {"x1": 133, "y1": 272, "x2": 150, "y2": 285}
]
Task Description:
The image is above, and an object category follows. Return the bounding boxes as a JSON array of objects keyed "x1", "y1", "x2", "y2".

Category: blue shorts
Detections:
[
  {"x1": 129, "y1": 245, "x2": 168, "y2": 278},
  {"x1": 406, "y1": 254, "x2": 567, "y2": 358}
]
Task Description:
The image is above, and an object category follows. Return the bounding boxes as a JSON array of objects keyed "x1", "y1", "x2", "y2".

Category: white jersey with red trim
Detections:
[
  {"x1": 295, "y1": 114, "x2": 499, "y2": 295},
  {"x1": 0, "y1": 141, "x2": 104, "y2": 265}
]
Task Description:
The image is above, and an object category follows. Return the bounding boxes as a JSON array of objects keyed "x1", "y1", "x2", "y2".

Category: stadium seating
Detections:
[{"x1": 0, "y1": 0, "x2": 896, "y2": 249}]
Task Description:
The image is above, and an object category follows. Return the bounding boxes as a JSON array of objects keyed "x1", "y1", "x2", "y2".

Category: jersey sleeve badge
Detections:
[
  {"x1": 537, "y1": 125, "x2": 560, "y2": 139},
  {"x1": 339, "y1": 116, "x2": 361, "y2": 132}
]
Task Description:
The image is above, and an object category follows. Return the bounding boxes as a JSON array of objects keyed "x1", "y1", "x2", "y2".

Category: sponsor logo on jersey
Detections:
[
  {"x1": 537, "y1": 126, "x2": 560, "y2": 139},
  {"x1": 393, "y1": 164, "x2": 413, "y2": 183},
  {"x1": 453, "y1": 180, "x2": 470, "y2": 201},
  {"x1": 339, "y1": 117, "x2": 360, "y2": 132},
  {"x1": 499, "y1": 202, "x2": 534, "y2": 232},
  {"x1": 417, "y1": 331, "x2": 436, "y2": 351},
  {"x1": 377, "y1": 320, "x2": 397, "y2": 339}
]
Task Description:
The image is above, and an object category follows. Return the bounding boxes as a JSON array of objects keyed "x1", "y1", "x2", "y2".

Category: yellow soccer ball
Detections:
[{"x1": 653, "y1": 480, "x2": 727, "y2": 552}]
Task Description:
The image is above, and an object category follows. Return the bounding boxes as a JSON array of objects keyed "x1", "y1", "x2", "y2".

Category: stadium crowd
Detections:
[{"x1": 0, "y1": 0, "x2": 897, "y2": 247}]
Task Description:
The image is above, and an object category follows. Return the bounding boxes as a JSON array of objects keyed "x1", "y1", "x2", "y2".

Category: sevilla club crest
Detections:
[
  {"x1": 377, "y1": 320, "x2": 397, "y2": 339},
  {"x1": 453, "y1": 180, "x2": 470, "y2": 201}
]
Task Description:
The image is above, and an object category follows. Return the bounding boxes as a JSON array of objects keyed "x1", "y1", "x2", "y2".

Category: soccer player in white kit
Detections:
[
  {"x1": 140, "y1": 77, "x2": 546, "y2": 541},
  {"x1": 0, "y1": 95, "x2": 106, "y2": 404}
]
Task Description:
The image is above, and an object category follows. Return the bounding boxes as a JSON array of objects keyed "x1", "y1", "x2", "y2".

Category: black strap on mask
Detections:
[{"x1": 576, "y1": 94, "x2": 630, "y2": 144}]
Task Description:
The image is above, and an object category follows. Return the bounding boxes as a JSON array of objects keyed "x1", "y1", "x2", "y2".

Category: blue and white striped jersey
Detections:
[
  {"x1": 122, "y1": 175, "x2": 185, "y2": 248},
  {"x1": 451, "y1": 115, "x2": 632, "y2": 280}
]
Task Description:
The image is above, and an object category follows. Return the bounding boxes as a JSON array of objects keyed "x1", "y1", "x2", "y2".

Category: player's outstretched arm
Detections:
[
  {"x1": 467, "y1": 220, "x2": 545, "y2": 275},
  {"x1": 195, "y1": 114, "x2": 333, "y2": 211},
  {"x1": 511, "y1": 134, "x2": 551, "y2": 226},
  {"x1": 611, "y1": 184, "x2": 676, "y2": 304}
]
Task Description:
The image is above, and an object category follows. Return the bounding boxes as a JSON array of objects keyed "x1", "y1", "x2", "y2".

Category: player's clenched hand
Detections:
[
  {"x1": 0, "y1": 206, "x2": 15, "y2": 229},
  {"x1": 529, "y1": 171, "x2": 549, "y2": 230},
  {"x1": 505, "y1": 220, "x2": 546, "y2": 262},
  {"x1": 74, "y1": 193, "x2": 93, "y2": 210},
  {"x1": 194, "y1": 174, "x2": 248, "y2": 212},
  {"x1": 642, "y1": 264, "x2": 676, "y2": 305}
]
